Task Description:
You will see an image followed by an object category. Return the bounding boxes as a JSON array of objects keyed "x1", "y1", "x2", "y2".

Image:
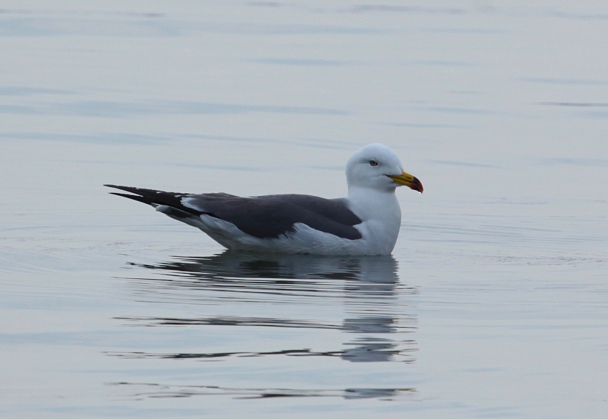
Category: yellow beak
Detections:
[{"x1": 388, "y1": 171, "x2": 424, "y2": 193}]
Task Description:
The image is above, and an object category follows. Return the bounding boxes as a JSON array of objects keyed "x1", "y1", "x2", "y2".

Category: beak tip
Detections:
[{"x1": 413, "y1": 177, "x2": 424, "y2": 193}]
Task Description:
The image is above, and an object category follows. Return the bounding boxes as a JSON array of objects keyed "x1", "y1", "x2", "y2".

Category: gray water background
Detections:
[{"x1": 1, "y1": 1, "x2": 607, "y2": 418}]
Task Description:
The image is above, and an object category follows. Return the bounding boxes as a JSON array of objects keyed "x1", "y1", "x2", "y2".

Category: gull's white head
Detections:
[{"x1": 346, "y1": 143, "x2": 423, "y2": 193}]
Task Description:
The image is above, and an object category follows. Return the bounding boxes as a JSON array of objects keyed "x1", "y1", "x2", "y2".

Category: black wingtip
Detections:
[
  {"x1": 104, "y1": 184, "x2": 138, "y2": 194},
  {"x1": 104, "y1": 184, "x2": 198, "y2": 215},
  {"x1": 105, "y1": 184, "x2": 156, "y2": 206},
  {"x1": 108, "y1": 191, "x2": 152, "y2": 205}
]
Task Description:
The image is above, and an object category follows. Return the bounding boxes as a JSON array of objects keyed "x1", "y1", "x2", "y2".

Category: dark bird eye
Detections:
[{"x1": 369, "y1": 160, "x2": 379, "y2": 167}]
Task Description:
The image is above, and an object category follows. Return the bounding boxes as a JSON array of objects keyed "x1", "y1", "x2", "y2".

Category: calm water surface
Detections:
[{"x1": 1, "y1": 1, "x2": 607, "y2": 418}]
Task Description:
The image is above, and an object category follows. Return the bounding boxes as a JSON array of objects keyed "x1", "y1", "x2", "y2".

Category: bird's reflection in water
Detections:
[
  {"x1": 132, "y1": 250, "x2": 392, "y2": 281},
  {"x1": 112, "y1": 251, "x2": 418, "y2": 400},
  {"x1": 110, "y1": 382, "x2": 415, "y2": 401}
]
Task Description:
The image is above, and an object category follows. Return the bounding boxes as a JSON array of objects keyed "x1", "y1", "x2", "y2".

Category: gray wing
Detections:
[
  {"x1": 185, "y1": 193, "x2": 363, "y2": 240},
  {"x1": 105, "y1": 185, "x2": 362, "y2": 240}
]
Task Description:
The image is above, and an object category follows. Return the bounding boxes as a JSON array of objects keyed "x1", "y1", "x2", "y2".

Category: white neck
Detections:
[{"x1": 347, "y1": 186, "x2": 402, "y2": 254}]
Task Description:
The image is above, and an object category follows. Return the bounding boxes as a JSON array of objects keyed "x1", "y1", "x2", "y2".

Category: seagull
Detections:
[{"x1": 105, "y1": 143, "x2": 422, "y2": 255}]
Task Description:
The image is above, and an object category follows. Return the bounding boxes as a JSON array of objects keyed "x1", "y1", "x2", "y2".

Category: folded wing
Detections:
[{"x1": 105, "y1": 184, "x2": 362, "y2": 240}]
